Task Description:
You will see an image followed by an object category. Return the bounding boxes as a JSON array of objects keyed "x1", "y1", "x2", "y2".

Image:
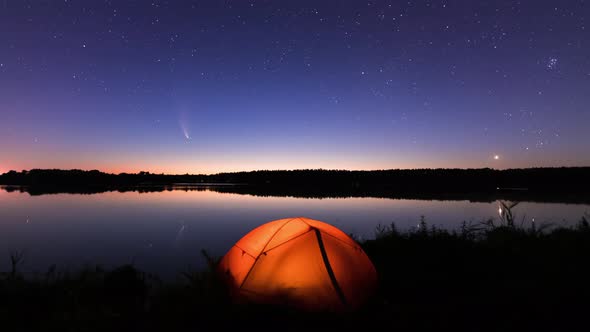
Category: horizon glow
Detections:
[{"x1": 1, "y1": 1, "x2": 589, "y2": 174}]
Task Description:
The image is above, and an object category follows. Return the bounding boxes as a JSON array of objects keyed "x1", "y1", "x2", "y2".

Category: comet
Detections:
[{"x1": 179, "y1": 114, "x2": 192, "y2": 141}]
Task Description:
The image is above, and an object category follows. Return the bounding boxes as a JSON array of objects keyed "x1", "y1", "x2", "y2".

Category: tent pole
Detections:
[{"x1": 314, "y1": 228, "x2": 348, "y2": 307}]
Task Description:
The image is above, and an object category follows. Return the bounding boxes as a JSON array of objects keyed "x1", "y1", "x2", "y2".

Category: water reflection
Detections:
[
  {"x1": 0, "y1": 187, "x2": 588, "y2": 279},
  {"x1": 3, "y1": 184, "x2": 590, "y2": 204}
]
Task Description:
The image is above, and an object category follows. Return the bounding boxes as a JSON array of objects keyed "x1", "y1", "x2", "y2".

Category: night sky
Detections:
[{"x1": 1, "y1": 1, "x2": 589, "y2": 174}]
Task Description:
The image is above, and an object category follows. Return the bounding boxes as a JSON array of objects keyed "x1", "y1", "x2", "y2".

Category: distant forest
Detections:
[{"x1": 1, "y1": 168, "x2": 590, "y2": 202}]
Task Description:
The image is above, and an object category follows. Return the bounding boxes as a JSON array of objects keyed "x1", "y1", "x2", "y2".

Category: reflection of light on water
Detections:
[
  {"x1": 174, "y1": 221, "x2": 186, "y2": 247},
  {"x1": 3, "y1": 189, "x2": 590, "y2": 280}
]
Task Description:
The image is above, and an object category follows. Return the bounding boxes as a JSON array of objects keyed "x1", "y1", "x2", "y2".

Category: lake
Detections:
[{"x1": 1, "y1": 186, "x2": 588, "y2": 279}]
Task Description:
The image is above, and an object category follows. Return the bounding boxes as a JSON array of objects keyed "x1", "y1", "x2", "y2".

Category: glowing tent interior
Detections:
[{"x1": 218, "y1": 217, "x2": 378, "y2": 311}]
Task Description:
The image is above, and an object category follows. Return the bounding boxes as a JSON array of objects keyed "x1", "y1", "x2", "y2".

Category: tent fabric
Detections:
[{"x1": 218, "y1": 217, "x2": 377, "y2": 311}]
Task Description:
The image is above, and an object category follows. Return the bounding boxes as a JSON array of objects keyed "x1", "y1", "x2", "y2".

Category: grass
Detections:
[{"x1": 2, "y1": 209, "x2": 590, "y2": 331}]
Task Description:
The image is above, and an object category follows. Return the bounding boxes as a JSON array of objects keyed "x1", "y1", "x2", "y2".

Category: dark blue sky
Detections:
[{"x1": 1, "y1": 0, "x2": 589, "y2": 174}]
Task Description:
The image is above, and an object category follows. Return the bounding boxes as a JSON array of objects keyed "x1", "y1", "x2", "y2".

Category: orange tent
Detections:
[{"x1": 218, "y1": 217, "x2": 377, "y2": 311}]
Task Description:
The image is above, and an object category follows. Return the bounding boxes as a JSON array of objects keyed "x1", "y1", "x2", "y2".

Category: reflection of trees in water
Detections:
[
  {"x1": 475, "y1": 200, "x2": 555, "y2": 233},
  {"x1": 2, "y1": 184, "x2": 590, "y2": 205},
  {"x1": 1, "y1": 167, "x2": 589, "y2": 203},
  {"x1": 498, "y1": 201, "x2": 520, "y2": 227}
]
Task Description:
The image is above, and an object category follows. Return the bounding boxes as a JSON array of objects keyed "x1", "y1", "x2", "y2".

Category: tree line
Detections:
[{"x1": 1, "y1": 167, "x2": 589, "y2": 194}]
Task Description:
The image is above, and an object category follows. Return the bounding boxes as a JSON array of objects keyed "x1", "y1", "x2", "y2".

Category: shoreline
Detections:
[{"x1": 2, "y1": 218, "x2": 589, "y2": 331}]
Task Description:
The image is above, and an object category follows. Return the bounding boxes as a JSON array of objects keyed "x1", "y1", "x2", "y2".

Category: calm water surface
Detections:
[{"x1": 1, "y1": 187, "x2": 588, "y2": 278}]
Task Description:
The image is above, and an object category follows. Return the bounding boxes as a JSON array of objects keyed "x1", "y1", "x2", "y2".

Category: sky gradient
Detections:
[{"x1": 1, "y1": 0, "x2": 589, "y2": 174}]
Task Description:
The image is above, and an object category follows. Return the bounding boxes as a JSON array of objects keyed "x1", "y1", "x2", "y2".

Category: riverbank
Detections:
[{"x1": 2, "y1": 214, "x2": 589, "y2": 331}]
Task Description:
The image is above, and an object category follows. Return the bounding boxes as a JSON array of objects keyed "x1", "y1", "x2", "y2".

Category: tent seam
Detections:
[
  {"x1": 238, "y1": 217, "x2": 297, "y2": 289},
  {"x1": 259, "y1": 217, "x2": 298, "y2": 253},
  {"x1": 319, "y1": 231, "x2": 360, "y2": 250},
  {"x1": 234, "y1": 244, "x2": 257, "y2": 259},
  {"x1": 299, "y1": 218, "x2": 358, "y2": 249},
  {"x1": 260, "y1": 229, "x2": 313, "y2": 254}
]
